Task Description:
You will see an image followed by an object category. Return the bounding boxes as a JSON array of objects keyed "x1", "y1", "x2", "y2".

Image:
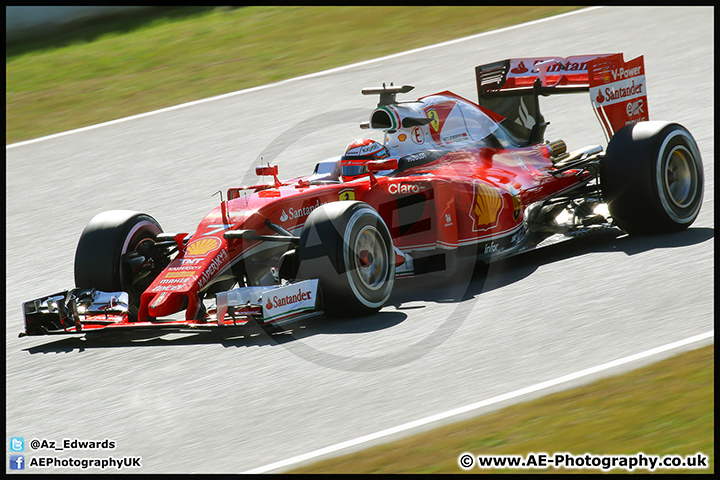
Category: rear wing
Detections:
[{"x1": 476, "y1": 54, "x2": 648, "y2": 143}]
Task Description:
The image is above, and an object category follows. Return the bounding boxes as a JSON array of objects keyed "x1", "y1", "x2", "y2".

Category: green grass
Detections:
[
  {"x1": 288, "y1": 345, "x2": 714, "y2": 474},
  {"x1": 6, "y1": 6, "x2": 582, "y2": 144}
]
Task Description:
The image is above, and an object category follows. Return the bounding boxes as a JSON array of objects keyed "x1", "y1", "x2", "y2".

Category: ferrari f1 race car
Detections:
[{"x1": 20, "y1": 53, "x2": 704, "y2": 337}]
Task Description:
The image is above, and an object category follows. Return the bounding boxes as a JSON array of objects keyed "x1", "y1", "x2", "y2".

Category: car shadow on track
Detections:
[
  {"x1": 20, "y1": 310, "x2": 409, "y2": 354},
  {"x1": 23, "y1": 226, "x2": 713, "y2": 354},
  {"x1": 390, "y1": 226, "x2": 714, "y2": 306}
]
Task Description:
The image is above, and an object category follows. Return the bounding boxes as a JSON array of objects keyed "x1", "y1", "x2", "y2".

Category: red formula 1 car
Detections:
[{"x1": 20, "y1": 53, "x2": 704, "y2": 337}]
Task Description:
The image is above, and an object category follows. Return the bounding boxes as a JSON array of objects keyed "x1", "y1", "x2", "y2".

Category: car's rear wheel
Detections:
[
  {"x1": 74, "y1": 210, "x2": 163, "y2": 317},
  {"x1": 297, "y1": 201, "x2": 395, "y2": 317},
  {"x1": 601, "y1": 121, "x2": 704, "y2": 234}
]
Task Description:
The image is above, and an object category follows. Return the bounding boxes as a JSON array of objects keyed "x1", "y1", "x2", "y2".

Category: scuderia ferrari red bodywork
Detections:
[{"x1": 21, "y1": 53, "x2": 705, "y2": 337}]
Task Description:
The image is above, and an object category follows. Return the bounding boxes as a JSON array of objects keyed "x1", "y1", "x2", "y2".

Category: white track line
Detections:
[
  {"x1": 243, "y1": 330, "x2": 713, "y2": 474},
  {"x1": 7, "y1": 7, "x2": 603, "y2": 150}
]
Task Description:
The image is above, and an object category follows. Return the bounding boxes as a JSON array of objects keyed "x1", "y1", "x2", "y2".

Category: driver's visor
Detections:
[{"x1": 341, "y1": 165, "x2": 369, "y2": 177}]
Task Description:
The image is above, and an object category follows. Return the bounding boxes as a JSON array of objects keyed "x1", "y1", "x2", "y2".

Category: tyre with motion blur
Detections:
[
  {"x1": 74, "y1": 210, "x2": 163, "y2": 319},
  {"x1": 297, "y1": 201, "x2": 395, "y2": 317},
  {"x1": 601, "y1": 121, "x2": 704, "y2": 234}
]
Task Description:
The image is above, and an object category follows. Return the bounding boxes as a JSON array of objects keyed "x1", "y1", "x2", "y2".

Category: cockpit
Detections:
[{"x1": 306, "y1": 85, "x2": 525, "y2": 185}]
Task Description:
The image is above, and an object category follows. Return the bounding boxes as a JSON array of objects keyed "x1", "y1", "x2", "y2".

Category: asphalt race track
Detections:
[{"x1": 6, "y1": 7, "x2": 713, "y2": 474}]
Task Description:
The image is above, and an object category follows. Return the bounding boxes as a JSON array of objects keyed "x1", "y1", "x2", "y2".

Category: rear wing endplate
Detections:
[{"x1": 476, "y1": 54, "x2": 649, "y2": 143}]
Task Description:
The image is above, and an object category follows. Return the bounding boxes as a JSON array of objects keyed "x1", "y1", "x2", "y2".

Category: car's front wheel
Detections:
[
  {"x1": 74, "y1": 210, "x2": 163, "y2": 318},
  {"x1": 297, "y1": 201, "x2": 395, "y2": 317}
]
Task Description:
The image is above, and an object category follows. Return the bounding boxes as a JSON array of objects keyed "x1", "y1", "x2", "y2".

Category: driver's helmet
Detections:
[{"x1": 340, "y1": 139, "x2": 390, "y2": 180}]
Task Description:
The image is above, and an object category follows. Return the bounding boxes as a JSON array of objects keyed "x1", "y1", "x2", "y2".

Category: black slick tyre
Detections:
[
  {"x1": 601, "y1": 121, "x2": 704, "y2": 234},
  {"x1": 297, "y1": 201, "x2": 395, "y2": 317},
  {"x1": 74, "y1": 210, "x2": 163, "y2": 293}
]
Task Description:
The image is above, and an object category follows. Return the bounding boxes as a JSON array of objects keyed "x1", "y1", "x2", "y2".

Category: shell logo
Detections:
[
  {"x1": 470, "y1": 181, "x2": 503, "y2": 231},
  {"x1": 186, "y1": 237, "x2": 221, "y2": 256}
]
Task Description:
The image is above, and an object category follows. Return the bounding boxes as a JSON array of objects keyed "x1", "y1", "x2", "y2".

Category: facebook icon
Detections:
[{"x1": 10, "y1": 455, "x2": 25, "y2": 470}]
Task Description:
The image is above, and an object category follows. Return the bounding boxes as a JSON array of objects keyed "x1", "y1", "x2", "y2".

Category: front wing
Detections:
[{"x1": 20, "y1": 280, "x2": 322, "y2": 337}]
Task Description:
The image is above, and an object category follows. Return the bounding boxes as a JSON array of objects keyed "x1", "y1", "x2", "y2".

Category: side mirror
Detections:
[
  {"x1": 255, "y1": 164, "x2": 283, "y2": 188},
  {"x1": 256, "y1": 165, "x2": 278, "y2": 177}
]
